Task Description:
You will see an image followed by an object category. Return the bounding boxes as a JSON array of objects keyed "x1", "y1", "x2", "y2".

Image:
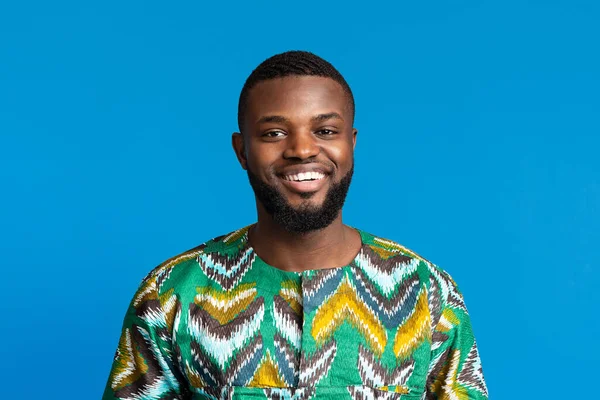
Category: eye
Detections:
[
  {"x1": 316, "y1": 129, "x2": 338, "y2": 136},
  {"x1": 262, "y1": 130, "x2": 286, "y2": 139}
]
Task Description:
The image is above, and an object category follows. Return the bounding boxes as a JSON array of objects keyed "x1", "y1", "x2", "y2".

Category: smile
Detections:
[
  {"x1": 279, "y1": 171, "x2": 328, "y2": 193},
  {"x1": 282, "y1": 172, "x2": 325, "y2": 182}
]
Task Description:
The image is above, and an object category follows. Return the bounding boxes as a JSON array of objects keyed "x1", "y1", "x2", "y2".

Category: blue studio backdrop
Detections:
[{"x1": 1, "y1": 1, "x2": 598, "y2": 399}]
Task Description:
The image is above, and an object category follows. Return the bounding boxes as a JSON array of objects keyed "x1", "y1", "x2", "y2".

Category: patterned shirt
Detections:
[{"x1": 103, "y1": 226, "x2": 488, "y2": 399}]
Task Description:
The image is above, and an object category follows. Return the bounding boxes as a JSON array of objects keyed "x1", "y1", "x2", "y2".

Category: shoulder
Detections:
[
  {"x1": 358, "y1": 229, "x2": 432, "y2": 264},
  {"x1": 139, "y1": 225, "x2": 252, "y2": 295},
  {"x1": 357, "y1": 228, "x2": 439, "y2": 278},
  {"x1": 357, "y1": 229, "x2": 466, "y2": 307}
]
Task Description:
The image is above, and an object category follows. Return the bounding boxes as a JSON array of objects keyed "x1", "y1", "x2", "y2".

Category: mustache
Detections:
[{"x1": 274, "y1": 159, "x2": 335, "y2": 174}]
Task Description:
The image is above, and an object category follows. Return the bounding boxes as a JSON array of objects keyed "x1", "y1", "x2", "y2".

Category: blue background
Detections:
[{"x1": 1, "y1": 1, "x2": 598, "y2": 398}]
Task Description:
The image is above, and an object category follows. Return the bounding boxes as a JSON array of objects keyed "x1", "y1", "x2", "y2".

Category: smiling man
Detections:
[{"x1": 103, "y1": 51, "x2": 488, "y2": 400}]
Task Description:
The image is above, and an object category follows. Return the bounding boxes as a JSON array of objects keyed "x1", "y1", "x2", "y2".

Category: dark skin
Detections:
[{"x1": 232, "y1": 76, "x2": 361, "y2": 272}]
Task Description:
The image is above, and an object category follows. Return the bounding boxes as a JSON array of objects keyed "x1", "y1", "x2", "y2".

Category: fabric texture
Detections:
[{"x1": 103, "y1": 226, "x2": 488, "y2": 399}]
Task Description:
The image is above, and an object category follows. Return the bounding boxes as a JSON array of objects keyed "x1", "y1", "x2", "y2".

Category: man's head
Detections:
[
  {"x1": 237, "y1": 51, "x2": 355, "y2": 133},
  {"x1": 232, "y1": 51, "x2": 357, "y2": 234}
]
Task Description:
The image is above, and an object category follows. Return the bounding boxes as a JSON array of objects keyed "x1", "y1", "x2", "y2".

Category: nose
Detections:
[{"x1": 283, "y1": 131, "x2": 320, "y2": 160}]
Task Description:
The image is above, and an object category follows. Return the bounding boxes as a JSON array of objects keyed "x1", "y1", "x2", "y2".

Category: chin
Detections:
[{"x1": 288, "y1": 193, "x2": 326, "y2": 207}]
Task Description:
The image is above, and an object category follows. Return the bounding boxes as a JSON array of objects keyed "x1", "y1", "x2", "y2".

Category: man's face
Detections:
[{"x1": 233, "y1": 75, "x2": 357, "y2": 233}]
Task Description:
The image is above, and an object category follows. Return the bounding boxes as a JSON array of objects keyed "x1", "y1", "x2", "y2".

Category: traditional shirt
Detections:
[{"x1": 103, "y1": 226, "x2": 488, "y2": 399}]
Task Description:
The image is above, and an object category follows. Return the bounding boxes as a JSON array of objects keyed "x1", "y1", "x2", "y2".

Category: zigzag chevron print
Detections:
[{"x1": 104, "y1": 226, "x2": 488, "y2": 399}]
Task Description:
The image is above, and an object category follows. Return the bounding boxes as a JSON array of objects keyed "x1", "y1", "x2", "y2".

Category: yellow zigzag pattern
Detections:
[
  {"x1": 195, "y1": 283, "x2": 257, "y2": 324},
  {"x1": 185, "y1": 361, "x2": 205, "y2": 388},
  {"x1": 132, "y1": 276, "x2": 157, "y2": 307},
  {"x1": 372, "y1": 237, "x2": 427, "y2": 262},
  {"x1": 378, "y1": 385, "x2": 410, "y2": 394},
  {"x1": 430, "y1": 349, "x2": 471, "y2": 400},
  {"x1": 312, "y1": 275, "x2": 387, "y2": 356},
  {"x1": 111, "y1": 328, "x2": 147, "y2": 391},
  {"x1": 393, "y1": 287, "x2": 432, "y2": 359},
  {"x1": 222, "y1": 225, "x2": 251, "y2": 245},
  {"x1": 159, "y1": 288, "x2": 178, "y2": 332},
  {"x1": 147, "y1": 246, "x2": 205, "y2": 285},
  {"x1": 280, "y1": 280, "x2": 302, "y2": 314},
  {"x1": 248, "y1": 351, "x2": 286, "y2": 388},
  {"x1": 437, "y1": 308, "x2": 461, "y2": 333}
]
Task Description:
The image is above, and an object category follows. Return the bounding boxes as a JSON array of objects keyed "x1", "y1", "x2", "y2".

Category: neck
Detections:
[{"x1": 248, "y1": 208, "x2": 362, "y2": 272}]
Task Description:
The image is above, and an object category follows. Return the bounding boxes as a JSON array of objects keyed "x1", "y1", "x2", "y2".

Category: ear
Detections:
[
  {"x1": 232, "y1": 132, "x2": 248, "y2": 170},
  {"x1": 352, "y1": 128, "x2": 358, "y2": 150}
]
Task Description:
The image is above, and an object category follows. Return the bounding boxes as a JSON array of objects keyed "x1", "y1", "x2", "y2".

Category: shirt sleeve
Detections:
[
  {"x1": 102, "y1": 274, "x2": 188, "y2": 399},
  {"x1": 424, "y1": 266, "x2": 488, "y2": 399}
]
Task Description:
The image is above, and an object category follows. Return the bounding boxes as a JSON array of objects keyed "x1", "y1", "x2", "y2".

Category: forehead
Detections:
[{"x1": 245, "y1": 76, "x2": 351, "y2": 123}]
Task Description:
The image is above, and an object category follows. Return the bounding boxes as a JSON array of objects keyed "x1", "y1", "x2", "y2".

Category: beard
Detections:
[{"x1": 246, "y1": 163, "x2": 354, "y2": 234}]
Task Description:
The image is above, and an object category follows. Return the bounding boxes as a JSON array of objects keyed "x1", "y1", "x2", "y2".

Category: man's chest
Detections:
[{"x1": 172, "y1": 266, "x2": 433, "y2": 399}]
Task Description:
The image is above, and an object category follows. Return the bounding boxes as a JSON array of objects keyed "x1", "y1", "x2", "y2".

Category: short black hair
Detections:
[{"x1": 237, "y1": 50, "x2": 354, "y2": 132}]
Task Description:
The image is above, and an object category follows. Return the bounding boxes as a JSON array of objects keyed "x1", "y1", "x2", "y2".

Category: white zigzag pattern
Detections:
[
  {"x1": 458, "y1": 342, "x2": 488, "y2": 396},
  {"x1": 188, "y1": 302, "x2": 265, "y2": 369},
  {"x1": 111, "y1": 328, "x2": 135, "y2": 389},
  {"x1": 355, "y1": 254, "x2": 419, "y2": 297},
  {"x1": 428, "y1": 263, "x2": 467, "y2": 313},
  {"x1": 138, "y1": 326, "x2": 181, "y2": 392},
  {"x1": 198, "y1": 248, "x2": 253, "y2": 278},
  {"x1": 299, "y1": 342, "x2": 337, "y2": 384},
  {"x1": 194, "y1": 287, "x2": 256, "y2": 314},
  {"x1": 273, "y1": 305, "x2": 301, "y2": 351},
  {"x1": 357, "y1": 349, "x2": 413, "y2": 387}
]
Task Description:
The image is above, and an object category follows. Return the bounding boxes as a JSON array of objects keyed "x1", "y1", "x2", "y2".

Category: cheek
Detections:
[
  {"x1": 324, "y1": 142, "x2": 354, "y2": 168},
  {"x1": 245, "y1": 146, "x2": 280, "y2": 178}
]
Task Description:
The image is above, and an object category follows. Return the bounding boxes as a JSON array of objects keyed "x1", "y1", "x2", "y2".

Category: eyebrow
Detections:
[
  {"x1": 257, "y1": 115, "x2": 290, "y2": 124},
  {"x1": 257, "y1": 112, "x2": 344, "y2": 124},
  {"x1": 312, "y1": 112, "x2": 344, "y2": 122}
]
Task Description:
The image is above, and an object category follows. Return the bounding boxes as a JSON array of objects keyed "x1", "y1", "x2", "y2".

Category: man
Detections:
[{"x1": 103, "y1": 51, "x2": 488, "y2": 399}]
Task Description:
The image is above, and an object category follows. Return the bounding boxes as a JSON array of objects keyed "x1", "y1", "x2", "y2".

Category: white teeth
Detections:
[{"x1": 283, "y1": 172, "x2": 325, "y2": 181}]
